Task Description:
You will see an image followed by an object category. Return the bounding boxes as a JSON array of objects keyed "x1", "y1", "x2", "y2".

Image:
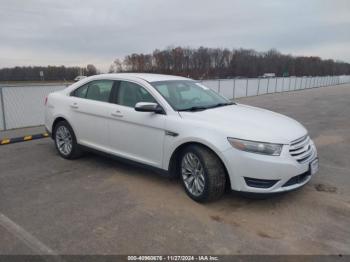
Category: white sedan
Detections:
[{"x1": 45, "y1": 73, "x2": 319, "y2": 202}]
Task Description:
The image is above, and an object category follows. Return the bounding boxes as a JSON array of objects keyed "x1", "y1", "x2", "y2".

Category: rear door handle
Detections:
[{"x1": 70, "y1": 102, "x2": 79, "y2": 109}]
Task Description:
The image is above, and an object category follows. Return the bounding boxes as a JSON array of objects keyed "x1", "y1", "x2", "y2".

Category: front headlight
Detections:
[{"x1": 227, "y1": 137, "x2": 283, "y2": 156}]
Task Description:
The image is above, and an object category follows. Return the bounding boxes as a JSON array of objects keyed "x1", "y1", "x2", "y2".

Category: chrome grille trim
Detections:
[
  {"x1": 291, "y1": 135, "x2": 308, "y2": 144},
  {"x1": 290, "y1": 136, "x2": 310, "y2": 151},
  {"x1": 290, "y1": 145, "x2": 310, "y2": 155},
  {"x1": 289, "y1": 135, "x2": 315, "y2": 164}
]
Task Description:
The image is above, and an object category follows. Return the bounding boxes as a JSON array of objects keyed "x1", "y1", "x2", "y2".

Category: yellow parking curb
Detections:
[{"x1": 0, "y1": 133, "x2": 49, "y2": 146}]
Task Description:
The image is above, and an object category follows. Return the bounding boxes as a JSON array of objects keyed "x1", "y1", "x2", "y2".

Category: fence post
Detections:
[
  {"x1": 311, "y1": 77, "x2": 314, "y2": 88},
  {"x1": 288, "y1": 77, "x2": 291, "y2": 91},
  {"x1": 232, "y1": 79, "x2": 235, "y2": 100},
  {"x1": 257, "y1": 78, "x2": 260, "y2": 95},
  {"x1": 218, "y1": 79, "x2": 221, "y2": 94},
  {"x1": 274, "y1": 77, "x2": 277, "y2": 93},
  {"x1": 0, "y1": 87, "x2": 6, "y2": 130},
  {"x1": 267, "y1": 78, "x2": 270, "y2": 93},
  {"x1": 245, "y1": 78, "x2": 249, "y2": 97}
]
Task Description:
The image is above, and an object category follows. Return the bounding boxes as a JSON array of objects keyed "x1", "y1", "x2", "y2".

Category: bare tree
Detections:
[
  {"x1": 109, "y1": 59, "x2": 123, "y2": 73},
  {"x1": 86, "y1": 64, "x2": 97, "y2": 76},
  {"x1": 108, "y1": 46, "x2": 350, "y2": 79}
]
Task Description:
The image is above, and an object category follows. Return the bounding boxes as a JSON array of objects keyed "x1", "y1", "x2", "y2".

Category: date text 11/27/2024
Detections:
[{"x1": 127, "y1": 255, "x2": 219, "y2": 261}]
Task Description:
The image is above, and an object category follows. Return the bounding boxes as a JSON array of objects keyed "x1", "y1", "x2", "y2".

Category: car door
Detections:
[
  {"x1": 108, "y1": 80, "x2": 166, "y2": 168},
  {"x1": 69, "y1": 80, "x2": 115, "y2": 150}
]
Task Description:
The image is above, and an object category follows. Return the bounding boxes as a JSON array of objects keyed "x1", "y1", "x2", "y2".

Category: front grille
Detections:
[
  {"x1": 289, "y1": 135, "x2": 315, "y2": 164},
  {"x1": 282, "y1": 170, "x2": 310, "y2": 187},
  {"x1": 244, "y1": 177, "x2": 279, "y2": 188}
]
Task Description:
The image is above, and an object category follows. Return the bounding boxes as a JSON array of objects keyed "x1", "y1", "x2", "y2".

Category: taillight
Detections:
[{"x1": 44, "y1": 96, "x2": 48, "y2": 105}]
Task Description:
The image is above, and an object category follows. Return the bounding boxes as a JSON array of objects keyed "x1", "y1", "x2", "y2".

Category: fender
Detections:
[
  {"x1": 51, "y1": 114, "x2": 77, "y2": 138},
  {"x1": 163, "y1": 135, "x2": 231, "y2": 174}
]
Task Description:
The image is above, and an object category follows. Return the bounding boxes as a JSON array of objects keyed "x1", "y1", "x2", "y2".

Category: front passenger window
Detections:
[{"x1": 117, "y1": 81, "x2": 156, "y2": 107}]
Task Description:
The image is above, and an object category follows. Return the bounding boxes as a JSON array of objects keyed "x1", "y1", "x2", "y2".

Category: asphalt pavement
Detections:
[{"x1": 1, "y1": 84, "x2": 349, "y2": 255}]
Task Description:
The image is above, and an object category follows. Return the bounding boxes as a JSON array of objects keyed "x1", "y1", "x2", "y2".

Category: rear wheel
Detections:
[
  {"x1": 180, "y1": 145, "x2": 226, "y2": 202},
  {"x1": 53, "y1": 121, "x2": 82, "y2": 159}
]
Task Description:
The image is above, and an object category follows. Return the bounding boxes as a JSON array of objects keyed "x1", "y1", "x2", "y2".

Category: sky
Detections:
[{"x1": 0, "y1": 0, "x2": 349, "y2": 72}]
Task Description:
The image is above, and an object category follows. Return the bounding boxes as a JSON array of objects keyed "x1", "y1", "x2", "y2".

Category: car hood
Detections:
[{"x1": 178, "y1": 104, "x2": 307, "y2": 144}]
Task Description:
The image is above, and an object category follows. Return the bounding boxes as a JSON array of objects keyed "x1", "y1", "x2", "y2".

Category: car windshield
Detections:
[{"x1": 150, "y1": 80, "x2": 233, "y2": 111}]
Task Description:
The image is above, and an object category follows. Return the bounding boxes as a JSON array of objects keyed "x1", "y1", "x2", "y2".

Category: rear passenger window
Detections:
[
  {"x1": 86, "y1": 81, "x2": 114, "y2": 102},
  {"x1": 72, "y1": 84, "x2": 88, "y2": 98},
  {"x1": 72, "y1": 80, "x2": 114, "y2": 102}
]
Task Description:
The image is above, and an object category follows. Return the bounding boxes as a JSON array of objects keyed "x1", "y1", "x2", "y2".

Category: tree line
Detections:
[
  {"x1": 1, "y1": 47, "x2": 349, "y2": 81},
  {"x1": 109, "y1": 47, "x2": 350, "y2": 79},
  {"x1": 0, "y1": 64, "x2": 97, "y2": 82}
]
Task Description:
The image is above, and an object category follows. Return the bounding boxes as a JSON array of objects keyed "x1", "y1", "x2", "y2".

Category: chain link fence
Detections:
[
  {"x1": 0, "y1": 84, "x2": 68, "y2": 130},
  {"x1": 0, "y1": 75, "x2": 349, "y2": 131}
]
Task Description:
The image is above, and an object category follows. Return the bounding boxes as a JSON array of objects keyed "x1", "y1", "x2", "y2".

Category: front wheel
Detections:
[
  {"x1": 53, "y1": 120, "x2": 82, "y2": 159},
  {"x1": 180, "y1": 145, "x2": 226, "y2": 202}
]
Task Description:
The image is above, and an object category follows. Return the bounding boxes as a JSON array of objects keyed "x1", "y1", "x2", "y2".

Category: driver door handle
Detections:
[
  {"x1": 111, "y1": 110, "x2": 123, "y2": 118},
  {"x1": 70, "y1": 102, "x2": 79, "y2": 109}
]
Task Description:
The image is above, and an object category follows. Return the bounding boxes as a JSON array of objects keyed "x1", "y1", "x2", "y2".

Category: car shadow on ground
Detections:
[{"x1": 74, "y1": 148, "x2": 303, "y2": 206}]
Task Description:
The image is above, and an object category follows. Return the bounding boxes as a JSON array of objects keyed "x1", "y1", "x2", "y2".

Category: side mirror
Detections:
[{"x1": 134, "y1": 102, "x2": 165, "y2": 114}]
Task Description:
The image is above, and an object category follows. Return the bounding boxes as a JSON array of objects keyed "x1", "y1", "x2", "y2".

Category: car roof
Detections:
[{"x1": 91, "y1": 73, "x2": 191, "y2": 82}]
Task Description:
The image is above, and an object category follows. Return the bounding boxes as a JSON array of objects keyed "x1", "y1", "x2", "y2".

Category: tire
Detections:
[
  {"x1": 53, "y1": 120, "x2": 82, "y2": 159},
  {"x1": 179, "y1": 145, "x2": 226, "y2": 202}
]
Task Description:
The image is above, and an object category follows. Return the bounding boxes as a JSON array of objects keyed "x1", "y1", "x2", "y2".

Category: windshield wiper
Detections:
[
  {"x1": 206, "y1": 102, "x2": 235, "y2": 109},
  {"x1": 178, "y1": 102, "x2": 235, "y2": 112},
  {"x1": 178, "y1": 106, "x2": 208, "y2": 112},
  {"x1": 177, "y1": 102, "x2": 236, "y2": 111}
]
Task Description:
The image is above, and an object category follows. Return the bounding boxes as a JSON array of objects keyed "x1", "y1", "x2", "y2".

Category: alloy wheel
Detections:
[
  {"x1": 181, "y1": 152, "x2": 206, "y2": 196},
  {"x1": 55, "y1": 126, "x2": 73, "y2": 156}
]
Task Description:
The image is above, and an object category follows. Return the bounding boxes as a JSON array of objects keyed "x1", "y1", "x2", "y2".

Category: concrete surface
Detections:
[{"x1": 0, "y1": 84, "x2": 349, "y2": 255}]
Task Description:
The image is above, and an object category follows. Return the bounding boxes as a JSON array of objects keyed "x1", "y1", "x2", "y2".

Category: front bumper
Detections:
[{"x1": 221, "y1": 139, "x2": 318, "y2": 193}]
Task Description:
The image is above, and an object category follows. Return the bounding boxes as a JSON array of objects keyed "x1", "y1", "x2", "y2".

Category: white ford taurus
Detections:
[{"x1": 45, "y1": 73, "x2": 319, "y2": 202}]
